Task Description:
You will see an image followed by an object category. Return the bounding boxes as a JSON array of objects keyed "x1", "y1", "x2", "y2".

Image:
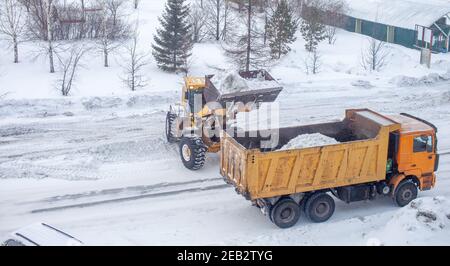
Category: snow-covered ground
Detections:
[{"x1": 1, "y1": 1, "x2": 450, "y2": 245}]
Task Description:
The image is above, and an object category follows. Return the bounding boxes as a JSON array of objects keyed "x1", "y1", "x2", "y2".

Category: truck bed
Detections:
[{"x1": 220, "y1": 109, "x2": 401, "y2": 200}]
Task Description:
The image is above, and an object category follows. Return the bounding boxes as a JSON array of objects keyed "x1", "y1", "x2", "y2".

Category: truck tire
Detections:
[
  {"x1": 165, "y1": 112, "x2": 178, "y2": 143},
  {"x1": 394, "y1": 180, "x2": 418, "y2": 207},
  {"x1": 179, "y1": 137, "x2": 206, "y2": 170},
  {"x1": 270, "y1": 198, "x2": 300, "y2": 229},
  {"x1": 305, "y1": 193, "x2": 335, "y2": 223}
]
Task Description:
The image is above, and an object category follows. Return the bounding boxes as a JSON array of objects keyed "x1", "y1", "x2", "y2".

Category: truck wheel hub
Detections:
[
  {"x1": 402, "y1": 190, "x2": 412, "y2": 200},
  {"x1": 280, "y1": 208, "x2": 293, "y2": 220},
  {"x1": 315, "y1": 203, "x2": 329, "y2": 217},
  {"x1": 182, "y1": 144, "x2": 191, "y2": 162}
]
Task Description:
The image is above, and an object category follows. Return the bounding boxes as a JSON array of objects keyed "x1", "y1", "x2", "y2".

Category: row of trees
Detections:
[
  {"x1": 0, "y1": 0, "x2": 146, "y2": 95},
  {"x1": 152, "y1": 0, "x2": 350, "y2": 74},
  {"x1": 0, "y1": 0, "x2": 134, "y2": 69},
  {"x1": 0, "y1": 0, "x2": 390, "y2": 96},
  {"x1": 152, "y1": 0, "x2": 388, "y2": 74}
]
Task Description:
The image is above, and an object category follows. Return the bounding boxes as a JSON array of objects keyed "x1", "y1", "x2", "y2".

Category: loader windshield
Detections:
[{"x1": 187, "y1": 90, "x2": 205, "y2": 114}]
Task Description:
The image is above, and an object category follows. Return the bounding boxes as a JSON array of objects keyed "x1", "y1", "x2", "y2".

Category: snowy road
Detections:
[{"x1": 1, "y1": 79, "x2": 450, "y2": 245}]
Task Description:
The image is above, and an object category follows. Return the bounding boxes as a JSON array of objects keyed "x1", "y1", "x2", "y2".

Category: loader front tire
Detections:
[
  {"x1": 179, "y1": 137, "x2": 206, "y2": 170},
  {"x1": 270, "y1": 198, "x2": 300, "y2": 229},
  {"x1": 305, "y1": 192, "x2": 335, "y2": 223},
  {"x1": 166, "y1": 112, "x2": 178, "y2": 143},
  {"x1": 394, "y1": 180, "x2": 418, "y2": 207}
]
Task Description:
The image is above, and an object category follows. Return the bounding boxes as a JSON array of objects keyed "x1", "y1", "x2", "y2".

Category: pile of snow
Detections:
[
  {"x1": 279, "y1": 133, "x2": 339, "y2": 150},
  {"x1": 366, "y1": 196, "x2": 450, "y2": 245},
  {"x1": 210, "y1": 71, "x2": 279, "y2": 95},
  {"x1": 211, "y1": 71, "x2": 250, "y2": 94},
  {"x1": 351, "y1": 80, "x2": 373, "y2": 89},
  {"x1": 390, "y1": 71, "x2": 450, "y2": 87}
]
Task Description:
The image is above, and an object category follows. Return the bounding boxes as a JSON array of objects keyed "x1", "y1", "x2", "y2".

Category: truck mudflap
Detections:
[{"x1": 419, "y1": 173, "x2": 436, "y2": 191}]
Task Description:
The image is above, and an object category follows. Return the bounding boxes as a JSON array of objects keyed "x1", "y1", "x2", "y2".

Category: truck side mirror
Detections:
[{"x1": 426, "y1": 136, "x2": 433, "y2": 153}]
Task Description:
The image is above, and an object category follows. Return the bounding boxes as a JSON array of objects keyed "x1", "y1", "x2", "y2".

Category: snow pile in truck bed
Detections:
[
  {"x1": 211, "y1": 71, "x2": 279, "y2": 95},
  {"x1": 279, "y1": 133, "x2": 339, "y2": 150},
  {"x1": 365, "y1": 196, "x2": 450, "y2": 245}
]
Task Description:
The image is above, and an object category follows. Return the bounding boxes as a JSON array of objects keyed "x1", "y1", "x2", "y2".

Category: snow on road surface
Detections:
[
  {"x1": 1, "y1": 1, "x2": 450, "y2": 246},
  {"x1": 0, "y1": 79, "x2": 449, "y2": 245},
  {"x1": 279, "y1": 133, "x2": 339, "y2": 150}
]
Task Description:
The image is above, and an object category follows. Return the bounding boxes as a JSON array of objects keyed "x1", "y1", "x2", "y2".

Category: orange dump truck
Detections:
[{"x1": 220, "y1": 109, "x2": 439, "y2": 228}]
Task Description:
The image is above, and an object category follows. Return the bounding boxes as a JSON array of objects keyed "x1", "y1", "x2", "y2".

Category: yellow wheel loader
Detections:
[{"x1": 165, "y1": 70, "x2": 283, "y2": 170}]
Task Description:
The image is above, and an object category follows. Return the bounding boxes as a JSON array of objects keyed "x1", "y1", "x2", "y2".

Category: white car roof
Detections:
[{"x1": 7, "y1": 223, "x2": 83, "y2": 246}]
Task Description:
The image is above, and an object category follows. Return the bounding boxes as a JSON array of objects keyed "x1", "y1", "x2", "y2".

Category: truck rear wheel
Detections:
[
  {"x1": 166, "y1": 112, "x2": 178, "y2": 143},
  {"x1": 179, "y1": 137, "x2": 206, "y2": 170},
  {"x1": 270, "y1": 198, "x2": 300, "y2": 229},
  {"x1": 305, "y1": 193, "x2": 335, "y2": 223},
  {"x1": 394, "y1": 180, "x2": 418, "y2": 207}
]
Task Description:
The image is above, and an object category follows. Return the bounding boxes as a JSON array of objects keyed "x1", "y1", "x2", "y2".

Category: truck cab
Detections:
[{"x1": 388, "y1": 113, "x2": 438, "y2": 191}]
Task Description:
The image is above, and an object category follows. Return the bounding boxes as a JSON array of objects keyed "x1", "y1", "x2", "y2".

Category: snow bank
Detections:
[
  {"x1": 351, "y1": 80, "x2": 373, "y2": 89},
  {"x1": 279, "y1": 133, "x2": 339, "y2": 150},
  {"x1": 210, "y1": 71, "x2": 279, "y2": 95},
  {"x1": 366, "y1": 196, "x2": 450, "y2": 245},
  {"x1": 390, "y1": 71, "x2": 450, "y2": 87}
]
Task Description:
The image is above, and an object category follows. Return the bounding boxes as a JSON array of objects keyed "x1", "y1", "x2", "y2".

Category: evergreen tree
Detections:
[
  {"x1": 300, "y1": 6, "x2": 325, "y2": 52},
  {"x1": 152, "y1": 0, "x2": 193, "y2": 73},
  {"x1": 266, "y1": 0, "x2": 297, "y2": 59}
]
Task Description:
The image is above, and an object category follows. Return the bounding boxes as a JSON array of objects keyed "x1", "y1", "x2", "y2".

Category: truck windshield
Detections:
[{"x1": 413, "y1": 135, "x2": 433, "y2": 153}]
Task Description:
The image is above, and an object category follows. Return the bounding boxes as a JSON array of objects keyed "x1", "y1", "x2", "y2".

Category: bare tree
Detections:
[
  {"x1": 0, "y1": 0, "x2": 27, "y2": 63},
  {"x1": 223, "y1": 0, "x2": 269, "y2": 70},
  {"x1": 96, "y1": 0, "x2": 129, "y2": 67},
  {"x1": 189, "y1": 0, "x2": 208, "y2": 43},
  {"x1": 361, "y1": 37, "x2": 389, "y2": 71},
  {"x1": 304, "y1": 49, "x2": 321, "y2": 74},
  {"x1": 120, "y1": 29, "x2": 148, "y2": 91},
  {"x1": 56, "y1": 44, "x2": 86, "y2": 96},
  {"x1": 43, "y1": 0, "x2": 55, "y2": 73},
  {"x1": 204, "y1": 0, "x2": 234, "y2": 41},
  {"x1": 104, "y1": 0, "x2": 126, "y2": 27},
  {"x1": 322, "y1": 0, "x2": 347, "y2": 44}
]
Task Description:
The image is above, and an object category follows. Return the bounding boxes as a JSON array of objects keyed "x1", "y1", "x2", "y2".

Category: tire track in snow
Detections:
[
  {"x1": 36, "y1": 177, "x2": 224, "y2": 203},
  {"x1": 31, "y1": 183, "x2": 230, "y2": 213},
  {"x1": 25, "y1": 149, "x2": 450, "y2": 213}
]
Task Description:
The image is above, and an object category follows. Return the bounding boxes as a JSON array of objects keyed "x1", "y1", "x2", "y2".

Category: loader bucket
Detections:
[{"x1": 204, "y1": 69, "x2": 283, "y2": 106}]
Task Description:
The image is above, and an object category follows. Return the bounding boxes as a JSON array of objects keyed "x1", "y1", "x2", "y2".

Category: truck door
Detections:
[{"x1": 410, "y1": 134, "x2": 436, "y2": 175}]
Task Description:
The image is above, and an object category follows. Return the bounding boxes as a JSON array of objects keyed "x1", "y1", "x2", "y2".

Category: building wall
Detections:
[
  {"x1": 340, "y1": 15, "x2": 450, "y2": 53},
  {"x1": 340, "y1": 15, "x2": 416, "y2": 49}
]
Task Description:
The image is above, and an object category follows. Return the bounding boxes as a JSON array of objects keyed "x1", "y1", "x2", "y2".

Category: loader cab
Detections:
[
  {"x1": 388, "y1": 114, "x2": 438, "y2": 189},
  {"x1": 182, "y1": 77, "x2": 206, "y2": 114}
]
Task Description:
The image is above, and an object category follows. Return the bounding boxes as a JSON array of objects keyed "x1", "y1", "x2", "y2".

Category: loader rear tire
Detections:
[
  {"x1": 270, "y1": 198, "x2": 300, "y2": 229},
  {"x1": 179, "y1": 137, "x2": 206, "y2": 170},
  {"x1": 305, "y1": 193, "x2": 335, "y2": 223},
  {"x1": 166, "y1": 112, "x2": 178, "y2": 143},
  {"x1": 394, "y1": 180, "x2": 418, "y2": 207}
]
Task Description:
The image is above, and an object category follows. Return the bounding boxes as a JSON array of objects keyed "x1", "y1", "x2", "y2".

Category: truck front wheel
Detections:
[
  {"x1": 394, "y1": 180, "x2": 418, "y2": 207},
  {"x1": 270, "y1": 198, "x2": 300, "y2": 229},
  {"x1": 305, "y1": 193, "x2": 335, "y2": 223},
  {"x1": 179, "y1": 137, "x2": 206, "y2": 170}
]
